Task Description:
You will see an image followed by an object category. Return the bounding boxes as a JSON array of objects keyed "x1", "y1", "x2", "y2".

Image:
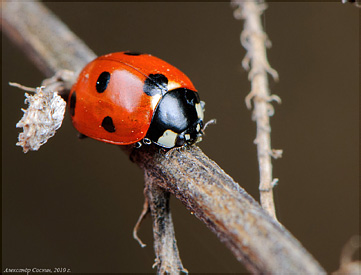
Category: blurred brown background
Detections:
[{"x1": 2, "y1": 2, "x2": 358, "y2": 273}]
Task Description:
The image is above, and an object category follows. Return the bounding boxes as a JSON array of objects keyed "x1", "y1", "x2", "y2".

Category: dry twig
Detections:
[
  {"x1": 11, "y1": 85, "x2": 66, "y2": 153},
  {"x1": 143, "y1": 173, "x2": 188, "y2": 274},
  {"x1": 2, "y1": 1, "x2": 327, "y2": 273},
  {"x1": 232, "y1": 0, "x2": 282, "y2": 220}
]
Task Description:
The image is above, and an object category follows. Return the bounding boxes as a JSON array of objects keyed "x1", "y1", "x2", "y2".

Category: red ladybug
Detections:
[{"x1": 69, "y1": 51, "x2": 204, "y2": 148}]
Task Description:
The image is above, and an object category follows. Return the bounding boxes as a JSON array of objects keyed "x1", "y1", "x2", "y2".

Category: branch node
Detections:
[
  {"x1": 259, "y1": 179, "x2": 278, "y2": 192},
  {"x1": 266, "y1": 64, "x2": 279, "y2": 82},
  {"x1": 271, "y1": 178, "x2": 279, "y2": 188},
  {"x1": 242, "y1": 52, "x2": 251, "y2": 71},
  {"x1": 270, "y1": 149, "x2": 283, "y2": 159},
  {"x1": 245, "y1": 89, "x2": 257, "y2": 109},
  {"x1": 266, "y1": 103, "x2": 275, "y2": 117},
  {"x1": 268, "y1": 94, "x2": 282, "y2": 104}
]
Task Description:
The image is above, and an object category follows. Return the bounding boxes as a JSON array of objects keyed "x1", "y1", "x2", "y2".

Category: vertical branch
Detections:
[
  {"x1": 232, "y1": 0, "x2": 282, "y2": 220},
  {"x1": 144, "y1": 171, "x2": 187, "y2": 274}
]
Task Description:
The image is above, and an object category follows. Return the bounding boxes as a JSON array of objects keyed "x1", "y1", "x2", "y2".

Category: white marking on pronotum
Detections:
[
  {"x1": 185, "y1": 134, "x2": 191, "y2": 140},
  {"x1": 195, "y1": 103, "x2": 204, "y2": 120},
  {"x1": 157, "y1": 129, "x2": 178, "y2": 148},
  {"x1": 167, "y1": 81, "x2": 181, "y2": 91}
]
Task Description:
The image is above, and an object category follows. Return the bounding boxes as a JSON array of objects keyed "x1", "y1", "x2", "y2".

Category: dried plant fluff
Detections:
[{"x1": 16, "y1": 86, "x2": 66, "y2": 153}]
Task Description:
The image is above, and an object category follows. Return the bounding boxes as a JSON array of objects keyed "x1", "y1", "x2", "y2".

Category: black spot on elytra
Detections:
[
  {"x1": 143, "y1": 74, "x2": 168, "y2": 97},
  {"x1": 69, "y1": 91, "x2": 76, "y2": 116},
  {"x1": 124, "y1": 51, "x2": 143, "y2": 56},
  {"x1": 96, "y1": 71, "x2": 110, "y2": 93},
  {"x1": 102, "y1": 116, "x2": 116, "y2": 133}
]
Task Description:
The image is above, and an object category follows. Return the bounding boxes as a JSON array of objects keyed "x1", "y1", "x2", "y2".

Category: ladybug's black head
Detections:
[{"x1": 145, "y1": 88, "x2": 204, "y2": 148}]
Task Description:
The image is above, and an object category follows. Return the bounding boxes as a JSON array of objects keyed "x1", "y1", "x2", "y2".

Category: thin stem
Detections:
[{"x1": 232, "y1": 0, "x2": 282, "y2": 220}]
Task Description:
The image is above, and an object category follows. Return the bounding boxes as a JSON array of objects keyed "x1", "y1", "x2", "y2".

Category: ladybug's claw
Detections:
[
  {"x1": 142, "y1": 138, "x2": 152, "y2": 145},
  {"x1": 134, "y1": 142, "x2": 142, "y2": 149}
]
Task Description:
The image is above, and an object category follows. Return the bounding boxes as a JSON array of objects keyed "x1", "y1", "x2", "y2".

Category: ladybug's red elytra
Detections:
[{"x1": 69, "y1": 51, "x2": 205, "y2": 148}]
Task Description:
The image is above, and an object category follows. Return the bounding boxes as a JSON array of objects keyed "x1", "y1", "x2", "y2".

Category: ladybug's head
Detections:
[{"x1": 145, "y1": 88, "x2": 204, "y2": 148}]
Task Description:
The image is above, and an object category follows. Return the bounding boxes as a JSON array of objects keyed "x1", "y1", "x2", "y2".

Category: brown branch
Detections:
[
  {"x1": 0, "y1": 0, "x2": 96, "y2": 77},
  {"x1": 1, "y1": 1, "x2": 327, "y2": 274},
  {"x1": 144, "y1": 173, "x2": 188, "y2": 274},
  {"x1": 129, "y1": 144, "x2": 325, "y2": 273}
]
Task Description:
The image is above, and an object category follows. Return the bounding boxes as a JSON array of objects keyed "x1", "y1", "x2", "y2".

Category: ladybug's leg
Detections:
[
  {"x1": 134, "y1": 142, "x2": 142, "y2": 149},
  {"x1": 142, "y1": 138, "x2": 152, "y2": 145},
  {"x1": 133, "y1": 190, "x2": 150, "y2": 248}
]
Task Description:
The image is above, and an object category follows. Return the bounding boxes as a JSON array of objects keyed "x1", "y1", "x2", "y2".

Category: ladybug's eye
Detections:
[{"x1": 96, "y1": 71, "x2": 111, "y2": 93}]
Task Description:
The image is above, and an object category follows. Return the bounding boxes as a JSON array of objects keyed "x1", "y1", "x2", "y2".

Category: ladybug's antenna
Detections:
[{"x1": 202, "y1": 119, "x2": 216, "y2": 132}]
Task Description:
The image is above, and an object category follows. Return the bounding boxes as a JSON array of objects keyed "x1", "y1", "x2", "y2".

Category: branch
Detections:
[
  {"x1": 1, "y1": 1, "x2": 326, "y2": 273},
  {"x1": 0, "y1": 0, "x2": 96, "y2": 77},
  {"x1": 232, "y1": 0, "x2": 282, "y2": 220},
  {"x1": 129, "y1": 145, "x2": 325, "y2": 273},
  {"x1": 143, "y1": 173, "x2": 187, "y2": 274}
]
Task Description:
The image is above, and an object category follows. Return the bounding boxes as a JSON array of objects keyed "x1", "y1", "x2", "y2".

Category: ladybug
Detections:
[{"x1": 68, "y1": 51, "x2": 205, "y2": 149}]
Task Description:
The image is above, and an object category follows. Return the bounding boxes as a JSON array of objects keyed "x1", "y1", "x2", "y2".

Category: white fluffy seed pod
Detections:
[{"x1": 16, "y1": 86, "x2": 66, "y2": 153}]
